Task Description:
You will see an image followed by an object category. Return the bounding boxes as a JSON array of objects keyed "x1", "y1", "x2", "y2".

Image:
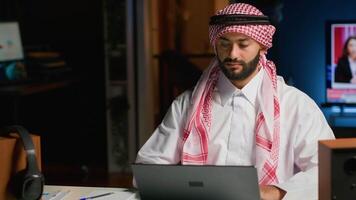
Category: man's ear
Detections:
[{"x1": 260, "y1": 48, "x2": 267, "y2": 55}]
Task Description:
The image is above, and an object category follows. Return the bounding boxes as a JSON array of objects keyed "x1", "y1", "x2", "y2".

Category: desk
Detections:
[{"x1": 44, "y1": 185, "x2": 139, "y2": 200}]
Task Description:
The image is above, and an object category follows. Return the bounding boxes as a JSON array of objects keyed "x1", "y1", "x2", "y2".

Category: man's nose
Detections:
[{"x1": 229, "y1": 44, "x2": 242, "y2": 60}]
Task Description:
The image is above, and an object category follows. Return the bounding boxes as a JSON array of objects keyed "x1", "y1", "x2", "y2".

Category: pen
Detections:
[{"x1": 79, "y1": 192, "x2": 114, "y2": 200}]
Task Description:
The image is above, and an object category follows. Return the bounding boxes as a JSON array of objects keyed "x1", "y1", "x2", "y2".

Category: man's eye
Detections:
[
  {"x1": 239, "y1": 43, "x2": 248, "y2": 48},
  {"x1": 220, "y1": 41, "x2": 231, "y2": 48}
]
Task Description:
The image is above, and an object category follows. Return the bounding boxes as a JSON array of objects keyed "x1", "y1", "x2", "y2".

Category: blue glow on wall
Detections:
[
  {"x1": 271, "y1": 0, "x2": 356, "y2": 128},
  {"x1": 275, "y1": 0, "x2": 356, "y2": 105}
]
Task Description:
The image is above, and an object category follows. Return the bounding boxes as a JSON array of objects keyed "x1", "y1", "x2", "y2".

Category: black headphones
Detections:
[{"x1": 3, "y1": 125, "x2": 44, "y2": 200}]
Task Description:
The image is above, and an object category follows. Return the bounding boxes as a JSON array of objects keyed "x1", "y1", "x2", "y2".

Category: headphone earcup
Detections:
[
  {"x1": 9, "y1": 169, "x2": 27, "y2": 199},
  {"x1": 22, "y1": 174, "x2": 44, "y2": 200},
  {"x1": 9, "y1": 169, "x2": 44, "y2": 200}
]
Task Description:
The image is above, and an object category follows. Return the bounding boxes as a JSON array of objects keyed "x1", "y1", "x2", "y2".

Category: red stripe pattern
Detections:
[
  {"x1": 181, "y1": 3, "x2": 280, "y2": 186},
  {"x1": 209, "y1": 3, "x2": 276, "y2": 49}
]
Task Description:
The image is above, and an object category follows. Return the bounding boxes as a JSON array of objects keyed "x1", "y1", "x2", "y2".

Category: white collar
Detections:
[{"x1": 216, "y1": 68, "x2": 264, "y2": 106}]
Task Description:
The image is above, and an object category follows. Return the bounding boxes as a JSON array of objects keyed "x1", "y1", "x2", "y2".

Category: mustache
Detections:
[{"x1": 222, "y1": 58, "x2": 246, "y2": 65}]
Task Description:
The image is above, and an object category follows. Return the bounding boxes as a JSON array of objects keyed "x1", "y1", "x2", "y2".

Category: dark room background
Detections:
[
  {"x1": 0, "y1": 0, "x2": 108, "y2": 182},
  {"x1": 276, "y1": 0, "x2": 356, "y2": 105},
  {"x1": 1, "y1": 0, "x2": 356, "y2": 185}
]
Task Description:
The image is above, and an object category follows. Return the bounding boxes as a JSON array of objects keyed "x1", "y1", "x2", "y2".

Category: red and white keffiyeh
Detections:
[{"x1": 181, "y1": 3, "x2": 280, "y2": 185}]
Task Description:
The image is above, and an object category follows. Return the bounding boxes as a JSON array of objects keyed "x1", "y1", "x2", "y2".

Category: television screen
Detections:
[{"x1": 326, "y1": 20, "x2": 356, "y2": 104}]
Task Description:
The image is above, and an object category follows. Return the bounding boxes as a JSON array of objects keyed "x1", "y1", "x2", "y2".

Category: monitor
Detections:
[
  {"x1": 0, "y1": 22, "x2": 26, "y2": 82},
  {"x1": 0, "y1": 22, "x2": 24, "y2": 62},
  {"x1": 326, "y1": 20, "x2": 356, "y2": 104}
]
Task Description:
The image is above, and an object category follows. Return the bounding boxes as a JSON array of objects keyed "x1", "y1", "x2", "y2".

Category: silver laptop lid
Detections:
[{"x1": 132, "y1": 164, "x2": 260, "y2": 200}]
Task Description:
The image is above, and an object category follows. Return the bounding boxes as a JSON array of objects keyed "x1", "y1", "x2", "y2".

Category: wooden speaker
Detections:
[{"x1": 319, "y1": 138, "x2": 356, "y2": 200}]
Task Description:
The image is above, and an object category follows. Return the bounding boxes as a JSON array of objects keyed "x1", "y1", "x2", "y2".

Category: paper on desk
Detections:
[
  {"x1": 42, "y1": 190, "x2": 71, "y2": 200},
  {"x1": 81, "y1": 189, "x2": 137, "y2": 200}
]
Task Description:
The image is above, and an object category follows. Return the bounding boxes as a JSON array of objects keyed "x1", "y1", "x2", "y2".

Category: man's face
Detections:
[{"x1": 215, "y1": 32, "x2": 265, "y2": 81}]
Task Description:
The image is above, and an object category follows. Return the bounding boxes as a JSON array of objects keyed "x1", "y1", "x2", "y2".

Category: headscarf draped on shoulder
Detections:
[{"x1": 181, "y1": 3, "x2": 280, "y2": 185}]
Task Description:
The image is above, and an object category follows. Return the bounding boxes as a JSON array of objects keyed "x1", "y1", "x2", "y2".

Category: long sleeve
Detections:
[
  {"x1": 275, "y1": 93, "x2": 335, "y2": 200},
  {"x1": 134, "y1": 76, "x2": 335, "y2": 199},
  {"x1": 135, "y1": 91, "x2": 191, "y2": 164}
]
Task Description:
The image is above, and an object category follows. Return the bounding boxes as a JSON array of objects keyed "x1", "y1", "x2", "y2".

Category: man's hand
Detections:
[{"x1": 259, "y1": 185, "x2": 286, "y2": 200}]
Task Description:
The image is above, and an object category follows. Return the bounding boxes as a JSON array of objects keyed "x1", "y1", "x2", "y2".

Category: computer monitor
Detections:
[
  {"x1": 0, "y1": 21, "x2": 26, "y2": 82},
  {"x1": 0, "y1": 22, "x2": 24, "y2": 62},
  {"x1": 326, "y1": 20, "x2": 356, "y2": 104}
]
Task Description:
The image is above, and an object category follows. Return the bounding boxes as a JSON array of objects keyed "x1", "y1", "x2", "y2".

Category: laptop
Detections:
[{"x1": 131, "y1": 164, "x2": 260, "y2": 200}]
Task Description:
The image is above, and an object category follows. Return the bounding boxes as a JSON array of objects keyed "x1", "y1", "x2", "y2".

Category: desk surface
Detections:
[{"x1": 44, "y1": 185, "x2": 139, "y2": 200}]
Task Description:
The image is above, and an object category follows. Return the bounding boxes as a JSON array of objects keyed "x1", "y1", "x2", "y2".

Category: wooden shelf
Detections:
[{"x1": 0, "y1": 80, "x2": 74, "y2": 96}]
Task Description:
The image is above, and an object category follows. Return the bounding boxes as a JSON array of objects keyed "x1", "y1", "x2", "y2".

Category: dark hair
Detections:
[{"x1": 342, "y1": 36, "x2": 356, "y2": 57}]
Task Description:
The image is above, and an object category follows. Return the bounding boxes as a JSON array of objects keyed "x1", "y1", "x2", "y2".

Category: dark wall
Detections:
[
  {"x1": 275, "y1": 0, "x2": 356, "y2": 104},
  {"x1": 0, "y1": 0, "x2": 107, "y2": 170}
]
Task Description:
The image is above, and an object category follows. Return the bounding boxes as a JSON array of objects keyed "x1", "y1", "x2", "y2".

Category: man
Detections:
[{"x1": 135, "y1": 3, "x2": 334, "y2": 200}]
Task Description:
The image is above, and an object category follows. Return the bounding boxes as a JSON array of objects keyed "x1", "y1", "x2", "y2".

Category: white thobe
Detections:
[{"x1": 136, "y1": 69, "x2": 335, "y2": 200}]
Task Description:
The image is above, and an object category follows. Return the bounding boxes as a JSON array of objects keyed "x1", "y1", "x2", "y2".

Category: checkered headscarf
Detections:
[
  {"x1": 181, "y1": 3, "x2": 280, "y2": 186},
  {"x1": 209, "y1": 3, "x2": 276, "y2": 49}
]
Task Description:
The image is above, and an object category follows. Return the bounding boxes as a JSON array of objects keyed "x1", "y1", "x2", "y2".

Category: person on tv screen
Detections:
[
  {"x1": 334, "y1": 36, "x2": 356, "y2": 83},
  {"x1": 135, "y1": 3, "x2": 335, "y2": 200}
]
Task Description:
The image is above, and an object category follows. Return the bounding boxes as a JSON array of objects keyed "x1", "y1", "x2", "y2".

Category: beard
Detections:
[{"x1": 218, "y1": 52, "x2": 260, "y2": 81}]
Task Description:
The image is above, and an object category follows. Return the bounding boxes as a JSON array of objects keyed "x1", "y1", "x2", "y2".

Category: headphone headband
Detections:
[{"x1": 3, "y1": 125, "x2": 41, "y2": 175}]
